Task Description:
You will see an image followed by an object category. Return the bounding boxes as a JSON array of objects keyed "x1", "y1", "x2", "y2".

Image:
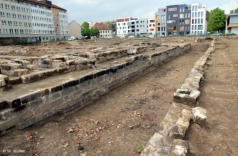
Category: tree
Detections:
[
  {"x1": 104, "y1": 21, "x2": 116, "y2": 32},
  {"x1": 90, "y1": 28, "x2": 100, "y2": 36},
  {"x1": 81, "y1": 22, "x2": 89, "y2": 30},
  {"x1": 207, "y1": 8, "x2": 226, "y2": 33},
  {"x1": 230, "y1": 8, "x2": 238, "y2": 14}
]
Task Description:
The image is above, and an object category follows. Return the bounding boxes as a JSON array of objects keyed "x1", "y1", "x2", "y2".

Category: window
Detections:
[
  {"x1": 198, "y1": 12, "x2": 200, "y2": 17},
  {"x1": 2, "y1": 20, "x2": 6, "y2": 25},
  {"x1": 11, "y1": 5, "x2": 15, "y2": 11},
  {"x1": 0, "y1": 12, "x2": 5, "y2": 17},
  {"x1": 0, "y1": 4, "x2": 3, "y2": 9},
  {"x1": 201, "y1": 12, "x2": 204, "y2": 17}
]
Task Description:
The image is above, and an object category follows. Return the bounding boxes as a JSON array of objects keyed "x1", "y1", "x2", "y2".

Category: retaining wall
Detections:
[{"x1": 0, "y1": 44, "x2": 191, "y2": 133}]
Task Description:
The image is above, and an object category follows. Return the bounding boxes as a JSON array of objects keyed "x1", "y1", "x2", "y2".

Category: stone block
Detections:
[
  {"x1": 170, "y1": 139, "x2": 189, "y2": 156},
  {"x1": 142, "y1": 133, "x2": 172, "y2": 156},
  {"x1": 0, "y1": 108, "x2": 14, "y2": 120},
  {"x1": 169, "y1": 109, "x2": 192, "y2": 139},
  {"x1": 20, "y1": 90, "x2": 43, "y2": 104},
  {"x1": 0, "y1": 74, "x2": 8, "y2": 87},
  {"x1": 192, "y1": 107, "x2": 207, "y2": 126}
]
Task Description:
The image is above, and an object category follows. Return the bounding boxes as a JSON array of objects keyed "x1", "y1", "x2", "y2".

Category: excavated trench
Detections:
[{"x1": 0, "y1": 41, "x2": 210, "y2": 156}]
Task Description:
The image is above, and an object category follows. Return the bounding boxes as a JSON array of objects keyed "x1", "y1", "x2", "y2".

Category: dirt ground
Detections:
[
  {"x1": 186, "y1": 39, "x2": 238, "y2": 156},
  {"x1": 0, "y1": 38, "x2": 195, "y2": 57},
  {"x1": 0, "y1": 41, "x2": 210, "y2": 156}
]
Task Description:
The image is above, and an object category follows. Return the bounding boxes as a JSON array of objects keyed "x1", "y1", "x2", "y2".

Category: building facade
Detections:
[
  {"x1": 0, "y1": 0, "x2": 69, "y2": 42},
  {"x1": 116, "y1": 18, "x2": 152, "y2": 37},
  {"x1": 69, "y1": 21, "x2": 81, "y2": 38},
  {"x1": 147, "y1": 19, "x2": 155, "y2": 36},
  {"x1": 226, "y1": 13, "x2": 238, "y2": 34},
  {"x1": 116, "y1": 18, "x2": 136, "y2": 37},
  {"x1": 166, "y1": 4, "x2": 191, "y2": 36},
  {"x1": 155, "y1": 8, "x2": 167, "y2": 37},
  {"x1": 135, "y1": 18, "x2": 148, "y2": 36},
  {"x1": 190, "y1": 3, "x2": 207, "y2": 35},
  {"x1": 93, "y1": 23, "x2": 112, "y2": 38}
]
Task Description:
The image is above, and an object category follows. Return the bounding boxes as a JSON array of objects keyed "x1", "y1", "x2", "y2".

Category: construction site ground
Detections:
[
  {"x1": 187, "y1": 39, "x2": 238, "y2": 156},
  {"x1": 0, "y1": 40, "x2": 210, "y2": 156}
]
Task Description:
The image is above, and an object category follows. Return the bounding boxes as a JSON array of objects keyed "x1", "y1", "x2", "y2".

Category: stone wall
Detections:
[
  {"x1": 142, "y1": 40, "x2": 215, "y2": 156},
  {"x1": 0, "y1": 44, "x2": 191, "y2": 133}
]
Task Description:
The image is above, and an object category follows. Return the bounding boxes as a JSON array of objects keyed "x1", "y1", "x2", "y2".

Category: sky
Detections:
[{"x1": 51, "y1": 0, "x2": 238, "y2": 24}]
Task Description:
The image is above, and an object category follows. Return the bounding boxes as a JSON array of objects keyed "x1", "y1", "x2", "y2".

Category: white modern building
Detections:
[
  {"x1": 147, "y1": 19, "x2": 156, "y2": 36},
  {"x1": 155, "y1": 8, "x2": 167, "y2": 37},
  {"x1": 190, "y1": 3, "x2": 207, "y2": 35},
  {"x1": 116, "y1": 17, "x2": 150, "y2": 37},
  {"x1": 116, "y1": 18, "x2": 137, "y2": 37},
  {"x1": 135, "y1": 18, "x2": 148, "y2": 36}
]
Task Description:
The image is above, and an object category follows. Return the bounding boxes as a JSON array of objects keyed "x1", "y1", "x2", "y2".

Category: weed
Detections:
[{"x1": 137, "y1": 145, "x2": 144, "y2": 153}]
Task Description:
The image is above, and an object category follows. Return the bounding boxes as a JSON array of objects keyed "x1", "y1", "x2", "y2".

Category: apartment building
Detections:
[
  {"x1": 116, "y1": 18, "x2": 136, "y2": 37},
  {"x1": 166, "y1": 4, "x2": 191, "y2": 36},
  {"x1": 190, "y1": 3, "x2": 207, "y2": 35},
  {"x1": 155, "y1": 8, "x2": 167, "y2": 37},
  {"x1": 93, "y1": 23, "x2": 112, "y2": 38},
  {"x1": 116, "y1": 18, "x2": 151, "y2": 37},
  {"x1": 135, "y1": 18, "x2": 148, "y2": 36},
  {"x1": 0, "y1": 0, "x2": 69, "y2": 42},
  {"x1": 147, "y1": 19, "x2": 155, "y2": 36},
  {"x1": 226, "y1": 13, "x2": 238, "y2": 34}
]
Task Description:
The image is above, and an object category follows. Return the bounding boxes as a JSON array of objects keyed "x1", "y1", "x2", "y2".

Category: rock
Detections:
[
  {"x1": 170, "y1": 139, "x2": 189, "y2": 156},
  {"x1": 63, "y1": 142, "x2": 69, "y2": 148},
  {"x1": 192, "y1": 107, "x2": 207, "y2": 126},
  {"x1": 169, "y1": 109, "x2": 192, "y2": 139},
  {"x1": 67, "y1": 128, "x2": 74, "y2": 133}
]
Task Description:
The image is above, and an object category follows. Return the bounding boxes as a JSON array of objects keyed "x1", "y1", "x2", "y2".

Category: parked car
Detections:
[
  {"x1": 211, "y1": 33, "x2": 222, "y2": 36},
  {"x1": 68, "y1": 36, "x2": 76, "y2": 41}
]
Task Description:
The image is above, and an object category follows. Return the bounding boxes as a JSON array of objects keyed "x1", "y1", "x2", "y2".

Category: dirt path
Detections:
[
  {"x1": 187, "y1": 39, "x2": 238, "y2": 156},
  {"x1": 0, "y1": 42, "x2": 209, "y2": 156}
]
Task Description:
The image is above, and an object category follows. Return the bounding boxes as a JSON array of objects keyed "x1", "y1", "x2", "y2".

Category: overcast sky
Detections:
[{"x1": 51, "y1": 0, "x2": 238, "y2": 24}]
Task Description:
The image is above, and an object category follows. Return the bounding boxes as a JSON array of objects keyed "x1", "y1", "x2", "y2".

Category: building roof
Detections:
[
  {"x1": 93, "y1": 23, "x2": 110, "y2": 30},
  {"x1": 24, "y1": 0, "x2": 66, "y2": 11}
]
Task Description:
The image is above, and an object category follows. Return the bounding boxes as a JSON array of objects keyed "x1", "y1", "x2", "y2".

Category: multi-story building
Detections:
[
  {"x1": 116, "y1": 18, "x2": 136, "y2": 37},
  {"x1": 116, "y1": 18, "x2": 151, "y2": 37},
  {"x1": 155, "y1": 8, "x2": 167, "y2": 37},
  {"x1": 0, "y1": 0, "x2": 69, "y2": 42},
  {"x1": 69, "y1": 21, "x2": 81, "y2": 38},
  {"x1": 190, "y1": 3, "x2": 207, "y2": 35},
  {"x1": 135, "y1": 18, "x2": 148, "y2": 36},
  {"x1": 147, "y1": 19, "x2": 156, "y2": 36},
  {"x1": 93, "y1": 23, "x2": 112, "y2": 38},
  {"x1": 226, "y1": 13, "x2": 238, "y2": 34},
  {"x1": 166, "y1": 4, "x2": 191, "y2": 36}
]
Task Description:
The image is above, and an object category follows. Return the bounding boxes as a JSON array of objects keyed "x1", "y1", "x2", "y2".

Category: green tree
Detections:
[
  {"x1": 207, "y1": 8, "x2": 226, "y2": 33},
  {"x1": 230, "y1": 8, "x2": 238, "y2": 14},
  {"x1": 81, "y1": 22, "x2": 89, "y2": 30},
  {"x1": 81, "y1": 22, "x2": 91, "y2": 37},
  {"x1": 90, "y1": 28, "x2": 100, "y2": 36},
  {"x1": 104, "y1": 21, "x2": 116, "y2": 32}
]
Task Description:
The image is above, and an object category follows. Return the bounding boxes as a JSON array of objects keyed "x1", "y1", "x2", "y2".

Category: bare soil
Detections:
[
  {"x1": 0, "y1": 41, "x2": 210, "y2": 156},
  {"x1": 187, "y1": 39, "x2": 238, "y2": 156}
]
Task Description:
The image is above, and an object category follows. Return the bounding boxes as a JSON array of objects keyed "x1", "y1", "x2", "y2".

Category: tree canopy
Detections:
[
  {"x1": 81, "y1": 22, "x2": 99, "y2": 37},
  {"x1": 207, "y1": 8, "x2": 226, "y2": 33},
  {"x1": 230, "y1": 8, "x2": 238, "y2": 14},
  {"x1": 104, "y1": 21, "x2": 116, "y2": 32}
]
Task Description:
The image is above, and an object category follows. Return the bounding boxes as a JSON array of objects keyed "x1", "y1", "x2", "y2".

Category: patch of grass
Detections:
[{"x1": 137, "y1": 145, "x2": 145, "y2": 153}]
